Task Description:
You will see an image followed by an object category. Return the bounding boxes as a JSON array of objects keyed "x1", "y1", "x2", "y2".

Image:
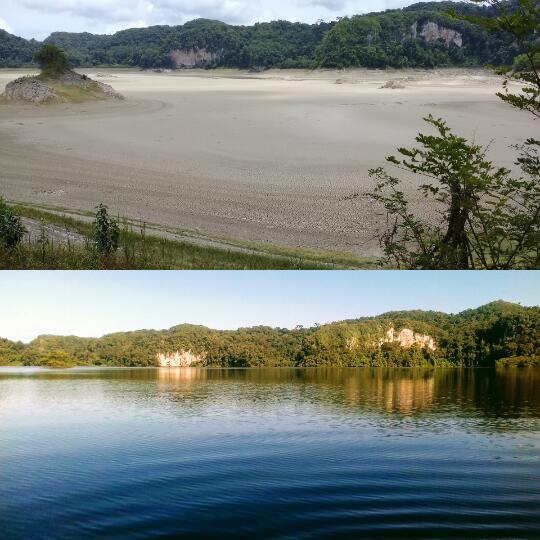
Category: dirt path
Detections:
[{"x1": 20, "y1": 217, "x2": 86, "y2": 246}]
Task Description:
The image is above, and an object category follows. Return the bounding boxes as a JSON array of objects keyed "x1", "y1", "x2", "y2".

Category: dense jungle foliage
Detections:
[
  {"x1": 1, "y1": 302, "x2": 538, "y2": 368},
  {"x1": 0, "y1": 2, "x2": 525, "y2": 69}
]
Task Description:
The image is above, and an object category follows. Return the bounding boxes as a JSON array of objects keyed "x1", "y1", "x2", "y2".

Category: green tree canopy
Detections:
[
  {"x1": 33, "y1": 43, "x2": 70, "y2": 76},
  {"x1": 1, "y1": 302, "x2": 538, "y2": 369}
]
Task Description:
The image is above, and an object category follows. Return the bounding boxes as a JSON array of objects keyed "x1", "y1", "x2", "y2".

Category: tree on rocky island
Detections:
[{"x1": 33, "y1": 44, "x2": 70, "y2": 78}]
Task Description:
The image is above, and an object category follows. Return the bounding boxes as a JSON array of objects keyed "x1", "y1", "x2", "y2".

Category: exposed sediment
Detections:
[
  {"x1": 2, "y1": 70, "x2": 124, "y2": 104},
  {"x1": 0, "y1": 68, "x2": 531, "y2": 257}
]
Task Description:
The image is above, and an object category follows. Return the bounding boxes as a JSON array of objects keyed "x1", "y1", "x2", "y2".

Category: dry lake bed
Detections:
[{"x1": 0, "y1": 68, "x2": 533, "y2": 256}]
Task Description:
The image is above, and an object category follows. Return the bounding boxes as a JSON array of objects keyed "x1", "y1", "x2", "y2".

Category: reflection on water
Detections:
[
  {"x1": 158, "y1": 366, "x2": 209, "y2": 383},
  {"x1": 1, "y1": 367, "x2": 539, "y2": 539},
  {"x1": 4, "y1": 366, "x2": 538, "y2": 418}
]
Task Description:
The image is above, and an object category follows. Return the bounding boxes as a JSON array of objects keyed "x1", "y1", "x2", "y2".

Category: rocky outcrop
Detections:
[
  {"x1": 379, "y1": 328, "x2": 436, "y2": 351},
  {"x1": 411, "y1": 21, "x2": 463, "y2": 47},
  {"x1": 169, "y1": 48, "x2": 220, "y2": 68},
  {"x1": 54, "y1": 71, "x2": 124, "y2": 99},
  {"x1": 348, "y1": 328, "x2": 436, "y2": 352},
  {"x1": 3, "y1": 77, "x2": 63, "y2": 104},
  {"x1": 157, "y1": 350, "x2": 207, "y2": 367},
  {"x1": 346, "y1": 336, "x2": 359, "y2": 352},
  {"x1": 380, "y1": 80, "x2": 406, "y2": 89},
  {"x1": 1, "y1": 70, "x2": 124, "y2": 104}
]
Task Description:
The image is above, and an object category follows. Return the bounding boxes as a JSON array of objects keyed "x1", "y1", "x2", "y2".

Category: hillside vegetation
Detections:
[
  {"x1": 1, "y1": 302, "x2": 538, "y2": 368},
  {"x1": 0, "y1": 2, "x2": 522, "y2": 70}
]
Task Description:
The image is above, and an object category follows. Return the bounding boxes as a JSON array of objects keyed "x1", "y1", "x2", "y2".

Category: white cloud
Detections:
[
  {"x1": 105, "y1": 19, "x2": 149, "y2": 34},
  {"x1": 21, "y1": 0, "x2": 263, "y2": 25},
  {"x1": 0, "y1": 16, "x2": 13, "y2": 33},
  {"x1": 21, "y1": 0, "x2": 154, "y2": 23},
  {"x1": 5, "y1": 1, "x2": 447, "y2": 38},
  {"x1": 299, "y1": 0, "x2": 348, "y2": 9}
]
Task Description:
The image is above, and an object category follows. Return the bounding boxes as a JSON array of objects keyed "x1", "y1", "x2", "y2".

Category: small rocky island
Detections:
[{"x1": 2, "y1": 44, "x2": 123, "y2": 104}]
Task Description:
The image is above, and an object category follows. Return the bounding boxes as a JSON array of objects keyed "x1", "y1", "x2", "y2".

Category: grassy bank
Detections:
[
  {"x1": 1, "y1": 203, "x2": 374, "y2": 270},
  {"x1": 496, "y1": 356, "x2": 540, "y2": 368},
  {"x1": 47, "y1": 81, "x2": 110, "y2": 102}
]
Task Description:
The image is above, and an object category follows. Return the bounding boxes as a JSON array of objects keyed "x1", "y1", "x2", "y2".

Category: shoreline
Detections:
[{"x1": 0, "y1": 365, "x2": 532, "y2": 370}]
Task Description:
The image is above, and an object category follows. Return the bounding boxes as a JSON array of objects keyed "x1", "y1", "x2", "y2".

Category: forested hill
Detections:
[
  {"x1": 0, "y1": 1, "x2": 522, "y2": 70},
  {"x1": 1, "y1": 302, "x2": 539, "y2": 368}
]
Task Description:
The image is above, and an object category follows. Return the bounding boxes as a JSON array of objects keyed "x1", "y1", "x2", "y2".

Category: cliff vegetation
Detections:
[
  {"x1": 1, "y1": 302, "x2": 538, "y2": 369},
  {"x1": 0, "y1": 2, "x2": 525, "y2": 70}
]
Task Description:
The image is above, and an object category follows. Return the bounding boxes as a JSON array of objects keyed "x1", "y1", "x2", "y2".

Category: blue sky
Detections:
[
  {"x1": 1, "y1": 0, "x2": 449, "y2": 40},
  {"x1": 1, "y1": 271, "x2": 538, "y2": 342}
]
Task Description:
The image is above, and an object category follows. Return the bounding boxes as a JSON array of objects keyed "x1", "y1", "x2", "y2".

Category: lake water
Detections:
[{"x1": 1, "y1": 367, "x2": 539, "y2": 539}]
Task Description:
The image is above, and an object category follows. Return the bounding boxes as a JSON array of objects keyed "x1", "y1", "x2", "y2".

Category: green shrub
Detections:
[
  {"x1": 93, "y1": 204, "x2": 119, "y2": 256},
  {"x1": 41, "y1": 349, "x2": 75, "y2": 368},
  {"x1": 0, "y1": 198, "x2": 25, "y2": 249},
  {"x1": 33, "y1": 44, "x2": 70, "y2": 77}
]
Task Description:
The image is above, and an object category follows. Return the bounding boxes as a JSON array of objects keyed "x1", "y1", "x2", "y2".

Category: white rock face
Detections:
[
  {"x1": 3, "y1": 77, "x2": 63, "y2": 104},
  {"x1": 379, "y1": 328, "x2": 436, "y2": 351},
  {"x1": 411, "y1": 21, "x2": 463, "y2": 47},
  {"x1": 380, "y1": 80, "x2": 406, "y2": 90},
  {"x1": 346, "y1": 336, "x2": 359, "y2": 351},
  {"x1": 169, "y1": 48, "x2": 220, "y2": 68},
  {"x1": 157, "y1": 350, "x2": 206, "y2": 367}
]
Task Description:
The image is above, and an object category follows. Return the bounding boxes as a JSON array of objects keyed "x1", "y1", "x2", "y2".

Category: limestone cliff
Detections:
[
  {"x1": 157, "y1": 350, "x2": 207, "y2": 367},
  {"x1": 411, "y1": 21, "x2": 463, "y2": 47},
  {"x1": 169, "y1": 48, "x2": 221, "y2": 68},
  {"x1": 379, "y1": 328, "x2": 436, "y2": 351},
  {"x1": 346, "y1": 336, "x2": 359, "y2": 352}
]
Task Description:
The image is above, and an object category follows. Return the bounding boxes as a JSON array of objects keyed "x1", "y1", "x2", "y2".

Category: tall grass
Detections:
[{"x1": 1, "y1": 206, "x2": 329, "y2": 270}]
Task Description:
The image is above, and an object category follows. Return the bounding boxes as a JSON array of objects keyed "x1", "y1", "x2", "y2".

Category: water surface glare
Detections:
[{"x1": 1, "y1": 367, "x2": 539, "y2": 539}]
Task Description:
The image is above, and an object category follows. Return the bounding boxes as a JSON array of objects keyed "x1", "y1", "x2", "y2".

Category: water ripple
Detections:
[{"x1": 1, "y1": 367, "x2": 539, "y2": 539}]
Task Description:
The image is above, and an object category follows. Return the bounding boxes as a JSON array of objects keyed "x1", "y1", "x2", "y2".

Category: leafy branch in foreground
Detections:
[
  {"x1": 369, "y1": 116, "x2": 539, "y2": 269},
  {"x1": 366, "y1": 0, "x2": 539, "y2": 269},
  {"x1": 451, "y1": 0, "x2": 540, "y2": 118},
  {"x1": 453, "y1": 0, "x2": 539, "y2": 186}
]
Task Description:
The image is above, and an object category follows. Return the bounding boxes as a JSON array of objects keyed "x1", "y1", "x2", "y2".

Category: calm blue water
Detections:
[{"x1": 1, "y1": 367, "x2": 539, "y2": 539}]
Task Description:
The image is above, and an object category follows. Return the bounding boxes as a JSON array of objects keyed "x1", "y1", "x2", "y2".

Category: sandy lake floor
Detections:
[{"x1": 0, "y1": 68, "x2": 533, "y2": 256}]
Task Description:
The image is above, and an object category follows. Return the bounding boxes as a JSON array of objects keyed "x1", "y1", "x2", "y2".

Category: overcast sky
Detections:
[
  {"x1": 1, "y1": 0, "x2": 449, "y2": 40},
  {"x1": 1, "y1": 271, "x2": 538, "y2": 342}
]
